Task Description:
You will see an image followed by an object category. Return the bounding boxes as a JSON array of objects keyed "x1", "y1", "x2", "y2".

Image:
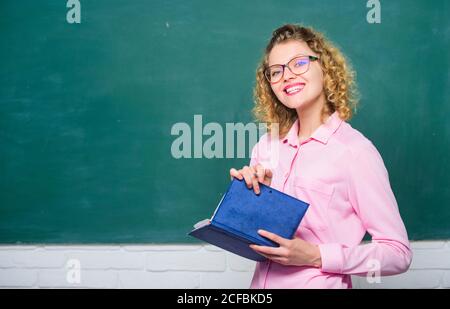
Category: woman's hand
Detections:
[
  {"x1": 250, "y1": 230, "x2": 322, "y2": 267},
  {"x1": 229, "y1": 164, "x2": 273, "y2": 195}
]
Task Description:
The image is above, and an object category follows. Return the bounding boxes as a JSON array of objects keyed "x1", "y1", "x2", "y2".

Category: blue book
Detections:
[{"x1": 188, "y1": 178, "x2": 309, "y2": 261}]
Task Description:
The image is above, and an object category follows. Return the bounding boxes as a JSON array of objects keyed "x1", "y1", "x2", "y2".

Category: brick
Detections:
[
  {"x1": 39, "y1": 269, "x2": 118, "y2": 288},
  {"x1": 118, "y1": 271, "x2": 200, "y2": 288},
  {"x1": 0, "y1": 249, "x2": 66, "y2": 269},
  {"x1": 44, "y1": 245, "x2": 120, "y2": 251},
  {"x1": 203, "y1": 245, "x2": 224, "y2": 252},
  {"x1": 411, "y1": 241, "x2": 446, "y2": 250},
  {"x1": 442, "y1": 271, "x2": 450, "y2": 288},
  {"x1": 123, "y1": 245, "x2": 202, "y2": 252},
  {"x1": 63, "y1": 251, "x2": 145, "y2": 270},
  {"x1": 0, "y1": 246, "x2": 38, "y2": 251},
  {"x1": 353, "y1": 270, "x2": 443, "y2": 289},
  {"x1": 226, "y1": 253, "x2": 256, "y2": 272},
  {"x1": 200, "y1": 271, "x2": 254, "y2": 289},
  {"x1": 146, "y1": 248, "x2": 226, "y2": 271},
  {"x1": 410, "y1": 249, "x2": 450, "y2": 269},
  {"x1": 0, "y1": 251, "x2": 16, "y2": 268},
  {"x1": 0, "y1": 269, "x2": 38, "y2": 287}
]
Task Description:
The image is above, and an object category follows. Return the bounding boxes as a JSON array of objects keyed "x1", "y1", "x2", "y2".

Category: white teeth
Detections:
[{"x1": 285, "y1": 85, "x2": 304, "y2": 94}]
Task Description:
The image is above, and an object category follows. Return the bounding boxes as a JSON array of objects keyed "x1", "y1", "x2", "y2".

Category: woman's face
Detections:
[{"x1": 267, "y1": 40, "x2": 325, "y2": 111}]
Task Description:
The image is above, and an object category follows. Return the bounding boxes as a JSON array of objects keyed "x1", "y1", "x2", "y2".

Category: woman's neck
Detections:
[{"x1": 296, "y1": 95, "x2": 329, "y2": 143}]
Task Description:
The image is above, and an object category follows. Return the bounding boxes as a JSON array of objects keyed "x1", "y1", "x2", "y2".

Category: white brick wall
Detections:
[{"x1": 0, "y1": 241, "x2": 449, "y2": 289}]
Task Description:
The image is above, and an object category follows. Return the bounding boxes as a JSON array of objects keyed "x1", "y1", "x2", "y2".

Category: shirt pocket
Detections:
[{"x1": 293, "y1": 176, "x2": 334, "y2": 231}]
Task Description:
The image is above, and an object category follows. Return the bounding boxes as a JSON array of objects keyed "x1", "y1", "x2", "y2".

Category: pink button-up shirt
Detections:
[{"x1": 249, "y1": 111, "x2": 412, "y2": 289}]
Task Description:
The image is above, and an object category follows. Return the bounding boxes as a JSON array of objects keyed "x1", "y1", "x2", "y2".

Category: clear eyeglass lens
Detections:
[
  {"x1": 266, "y1": 56, "x2": 310, "y2": 83},
  {"x1": 290, "y1": 57, "x2": 309, "y2": 74},
  {"x1": 268, "y1": 66, "x2": 283, "y2": 81}
]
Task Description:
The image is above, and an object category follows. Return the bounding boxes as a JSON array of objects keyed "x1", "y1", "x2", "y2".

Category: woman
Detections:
[{"x1": 229, "y1": 24, "x2": 412, "y2": 289}]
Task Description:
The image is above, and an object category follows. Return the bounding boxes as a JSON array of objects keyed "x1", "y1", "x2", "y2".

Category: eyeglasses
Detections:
[{"x1": 264, "y1": 55, "x2": 319, "y2": 84}]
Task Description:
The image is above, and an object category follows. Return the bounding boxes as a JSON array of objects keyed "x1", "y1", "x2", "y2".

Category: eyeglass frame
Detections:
[{"x1": 264, "y1": 54, "x2": 319, "y2": 84}]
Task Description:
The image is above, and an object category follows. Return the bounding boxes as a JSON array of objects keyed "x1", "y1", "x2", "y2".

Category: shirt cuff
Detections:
[{"x1": 318, "y1": 243, "x2": 344, "y2": 274}]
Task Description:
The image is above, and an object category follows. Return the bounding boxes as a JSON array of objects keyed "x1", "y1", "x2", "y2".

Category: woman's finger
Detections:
[
  {"x1": 249, "y1": 166, "x2": 261, "y2": 195},
  {"x1": 249, "y1": 244, "x2": 281, "y2": 256},
  {"x1": 254, "y1": 164, "x2": 265, "y2": 183},
  {"x1": 264, "y1": 168, "x2": 273, "y2": 181},
  {"x1": 269, "y1": 257, "x2": 289, "y2": 265},
  {"x1": 241, "y1": 166, "x2": 254, "y2": 189},
  {"x1": 258, "y1": 229, "x2": 289, "y2": 247},
  {"x1": 229, "y1": 168, "x2": 243, "y2": 180},
  {"x1": 243, "y1": 166, "x2": 260, "y2": 194}
]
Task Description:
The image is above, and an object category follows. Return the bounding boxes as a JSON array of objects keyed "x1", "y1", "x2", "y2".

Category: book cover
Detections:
[{"x1": 188, "y1": 178, "x2": 309, "y2": 261}]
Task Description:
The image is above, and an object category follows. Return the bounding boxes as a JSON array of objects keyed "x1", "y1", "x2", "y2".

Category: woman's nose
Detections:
[{"x1": 283, "y1": 67, "x2": 297, "y2": 81}]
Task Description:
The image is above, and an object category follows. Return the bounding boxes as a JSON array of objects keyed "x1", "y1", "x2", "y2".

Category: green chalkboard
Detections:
[{"x1": 0, "y1": 0, "x2": 449, "y2": 243}]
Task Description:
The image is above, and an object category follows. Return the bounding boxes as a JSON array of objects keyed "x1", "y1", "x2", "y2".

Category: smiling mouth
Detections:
[{"x1": 284, "y1": 84, "x2": 305, "y2": 96}]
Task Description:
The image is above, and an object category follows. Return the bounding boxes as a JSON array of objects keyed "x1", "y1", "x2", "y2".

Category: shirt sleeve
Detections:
[{"x1": 318, "y1": 142, "x2": 413, "y2": 276}]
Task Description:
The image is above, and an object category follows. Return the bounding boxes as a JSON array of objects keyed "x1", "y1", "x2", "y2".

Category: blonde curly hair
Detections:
[{"x1": 253, "y1": 24, "x2": 359, "y2": 138}]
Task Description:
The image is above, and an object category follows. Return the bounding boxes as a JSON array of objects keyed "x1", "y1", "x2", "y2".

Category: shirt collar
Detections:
[{"x1": 282, "y1": 111, "x2": 343, "y2": 147}]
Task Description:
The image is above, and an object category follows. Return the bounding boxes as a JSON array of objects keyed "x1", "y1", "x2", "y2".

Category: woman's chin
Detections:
[{"x1": 282, "y1": 100, "x2": 308, "y2": 110}]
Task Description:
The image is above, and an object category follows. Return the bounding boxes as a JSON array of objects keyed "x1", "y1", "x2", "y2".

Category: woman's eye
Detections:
[
  {"x1": 294, "y1": 60, "x2": 308, "y2": 67},
  {"x1": 271, "y1": 71, "x2": 280, "y2": 77}
]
